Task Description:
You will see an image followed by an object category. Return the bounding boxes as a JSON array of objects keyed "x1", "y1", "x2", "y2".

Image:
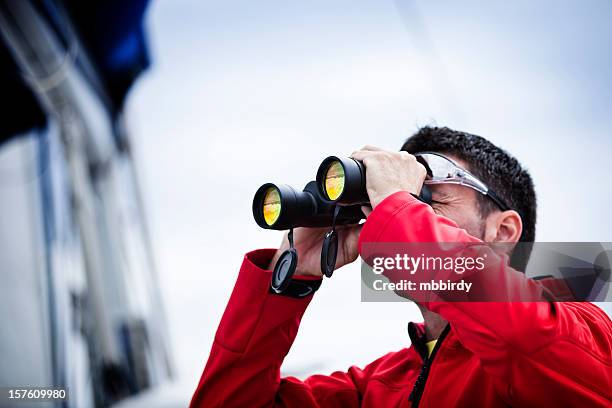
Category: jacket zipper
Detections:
[{"x1": 409, "y1": 324, "x2": 450, "y2": 408}]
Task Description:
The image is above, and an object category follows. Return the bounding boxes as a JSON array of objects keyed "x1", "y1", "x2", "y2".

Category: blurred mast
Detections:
[
  {"x1": 393, "y1": 0, "x2": 467, "y2": 125},
  {"x1": 0, "y1": 0, "x2": 172, "y2": 405},
  {"x1": 0, "y1": 0, "x2": 120, "y2": 374}
]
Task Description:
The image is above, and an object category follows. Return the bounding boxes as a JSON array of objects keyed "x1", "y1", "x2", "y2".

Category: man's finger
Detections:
[{"x1": 351, "y1": 149, "x2": 381, "y2": 161}]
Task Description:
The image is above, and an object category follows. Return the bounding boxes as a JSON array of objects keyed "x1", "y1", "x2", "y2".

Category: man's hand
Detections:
[
  {"x1": 269, "y1": 224, "x2": 362, "y2": 277},
  {"x1": 351, "y1": 146, "x2": 427, "y2": 209},
  {"x1": 268, "y1": 146, "x2": 424, "y2": 277}
]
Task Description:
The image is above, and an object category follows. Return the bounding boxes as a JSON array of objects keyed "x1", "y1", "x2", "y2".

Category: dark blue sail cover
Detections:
[{"x1": 0, "y1": 0, "x2": 151, "y2": 142}]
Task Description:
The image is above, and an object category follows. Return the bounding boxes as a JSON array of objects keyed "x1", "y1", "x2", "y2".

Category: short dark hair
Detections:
[{"x1": 401, "y1": 126, "x2": 537, "y2": 271}]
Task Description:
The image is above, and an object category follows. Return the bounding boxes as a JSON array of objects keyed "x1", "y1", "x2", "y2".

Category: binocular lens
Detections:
[
  {"x1": 317, "y1": 156, "x2": 368, "y2": 204},
  {"x1": 262, "y1": 186, "x2": 281, "y2": 226},
  {"x1": 324, "y1": 161, "x2": 345, "y2": 201}
]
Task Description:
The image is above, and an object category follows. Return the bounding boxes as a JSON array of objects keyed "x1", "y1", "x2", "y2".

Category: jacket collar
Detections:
[{"x1": 408, "y1": 321, "x2": 452, "y2": 360}]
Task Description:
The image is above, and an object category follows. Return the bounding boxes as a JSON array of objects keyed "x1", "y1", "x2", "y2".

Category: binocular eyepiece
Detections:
[{"x1": 253, "y1": 155, "x2": 430, "y2": 294}]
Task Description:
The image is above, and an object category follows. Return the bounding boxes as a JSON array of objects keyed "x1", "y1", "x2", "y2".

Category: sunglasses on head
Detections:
[{"x1": 414, "y1": 152, "x2": 510, "y2": 212}]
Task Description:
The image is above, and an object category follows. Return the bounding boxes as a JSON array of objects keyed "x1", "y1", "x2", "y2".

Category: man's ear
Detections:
[{"x1": 484, "y1": 210, "x2": 522, "y2": 243}]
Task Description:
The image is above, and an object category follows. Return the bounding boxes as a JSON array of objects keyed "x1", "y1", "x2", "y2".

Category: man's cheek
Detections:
[
  {"x1": 432, "y1": 205, "x2": 453, "y2": 218},
  {"x1": 437, "y1": 207, "x2": 464, "y2": 225},
  {"x1": 461, "y1": 218, "x2": 487, "y2": 240}
]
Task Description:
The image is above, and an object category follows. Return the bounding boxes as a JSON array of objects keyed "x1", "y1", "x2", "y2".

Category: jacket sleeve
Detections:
[
  {"x1": 358, "y1": 191, "x2": 612, "y2": 407},
  {"x1": 190, "y1": 249, "x2": 378, "y2": 408}
]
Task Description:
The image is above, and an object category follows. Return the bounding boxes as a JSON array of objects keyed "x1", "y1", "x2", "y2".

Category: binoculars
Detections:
[
  {"x1": 253, "y1": 156, "x2": 370, "y2": 231},
  {"x1": 253, "y1": 156, "x2": 431, "y2": 293}
]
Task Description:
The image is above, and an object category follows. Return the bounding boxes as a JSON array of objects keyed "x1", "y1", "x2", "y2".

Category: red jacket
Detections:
[{"x1": 191, "y1": 192, "x2": 612, "y2": 407}]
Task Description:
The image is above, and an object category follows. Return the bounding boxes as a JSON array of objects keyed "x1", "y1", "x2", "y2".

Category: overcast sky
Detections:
[{"x1": 126, "y1": 0, "x2": 612, "y2": 389}]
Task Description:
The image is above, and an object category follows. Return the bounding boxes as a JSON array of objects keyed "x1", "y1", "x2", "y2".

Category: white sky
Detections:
[{"x1": 126, "y1": 0, "x2": 612, "y2": 391}]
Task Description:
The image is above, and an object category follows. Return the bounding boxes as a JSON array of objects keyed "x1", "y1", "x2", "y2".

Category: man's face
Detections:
[{"x1": 426, "y1": 155, "x2": 489, "y2": 241}]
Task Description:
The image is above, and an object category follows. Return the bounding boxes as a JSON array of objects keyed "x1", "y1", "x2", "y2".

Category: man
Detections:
[{"x1": 190, "y1": 127, "x2": 612, "y2": 407}]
